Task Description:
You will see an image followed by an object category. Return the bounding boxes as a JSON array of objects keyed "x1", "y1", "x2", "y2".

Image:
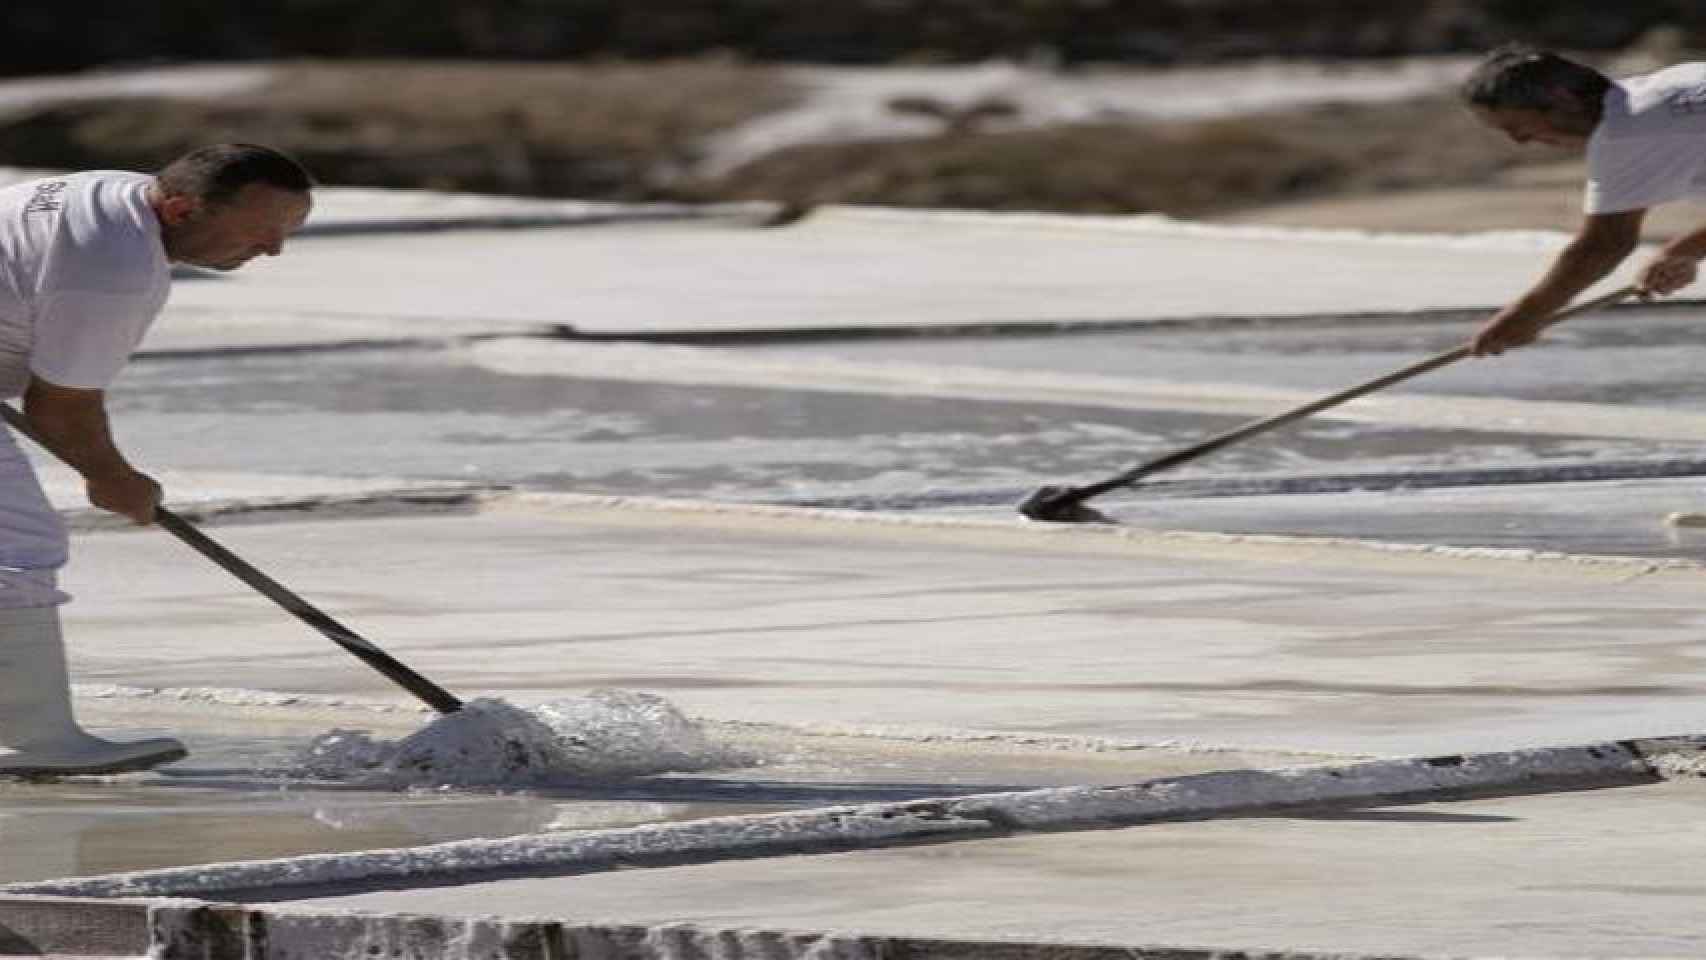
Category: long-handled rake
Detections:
[
  {"x1": 1017, "y1": 286, "x2": 1637, "y2": 523},
  {"x1": 1, "y1": 404, "x2": 464, "y2": 714}
]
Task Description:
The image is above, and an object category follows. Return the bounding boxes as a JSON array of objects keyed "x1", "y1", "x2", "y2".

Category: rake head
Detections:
[{"x1": 1015, "y1": 485, "x2": 1114, "y2": 524}]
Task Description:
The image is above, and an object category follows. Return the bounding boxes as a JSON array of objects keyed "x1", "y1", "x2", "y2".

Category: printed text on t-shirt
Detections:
[
  {"x1": 1666, "y1": 86, "x2": 1706, "y2": 116},
  {"x1": 23, "y1": 181, "x2": 66, "y2": 216}
]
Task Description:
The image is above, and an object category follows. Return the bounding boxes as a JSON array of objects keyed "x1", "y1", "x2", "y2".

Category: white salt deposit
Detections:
[
  {"x1": 834, "y1": 205, "x2": 1578, "y2": 252},
  {"x1": 79, "y1": 683, "x2": 426, "y2": 713},
  {"x1": 298, "y1": 690, "x2": 752, "y2": 788}
]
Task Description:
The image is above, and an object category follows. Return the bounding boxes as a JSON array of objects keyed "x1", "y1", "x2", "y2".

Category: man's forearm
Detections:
[
  {"x1": 20, "y1": 387, "x2": 135, "y2": 484},
  {"x1": 1513, "y1": 234, "x2": 1634, "y2": 316},
  {"x1": 1657, "y1": 223, "x2": 1706, "y2": 262}
]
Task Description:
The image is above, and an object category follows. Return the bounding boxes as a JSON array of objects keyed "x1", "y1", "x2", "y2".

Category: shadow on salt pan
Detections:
[{"x1": 297, "y1": 690, "x2": 756, "y2": 789}]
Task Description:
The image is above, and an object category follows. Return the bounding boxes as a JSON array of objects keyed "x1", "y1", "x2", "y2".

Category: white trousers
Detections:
[{"x1": 0, "y1": 422, "x2": 68, "y2": 609}]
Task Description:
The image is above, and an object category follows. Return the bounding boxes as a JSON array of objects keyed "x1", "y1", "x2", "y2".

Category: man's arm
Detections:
[
  {"x1": 1635, "y1": 220, "x2": 1706, "y2": 295},
  {"x1": 1470, "y1": 209, "x2": 1645, "y2": 356},
  {"x1": 21, "y1": 376, "x2": 159, "y2": 524}
]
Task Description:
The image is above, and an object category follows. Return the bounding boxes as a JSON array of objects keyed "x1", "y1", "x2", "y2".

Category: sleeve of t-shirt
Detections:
[
  {"x1": 1585, "y1": 134, "x2": 1705, "y2": 214},
  {"x1": 29, "y1": 290, "x2": 154, "y2": 390}
]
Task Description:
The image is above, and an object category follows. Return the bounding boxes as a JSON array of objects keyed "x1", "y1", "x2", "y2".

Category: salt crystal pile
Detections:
[{"x1": 298, "y1": 689, "x2": 748, "y2": 788}]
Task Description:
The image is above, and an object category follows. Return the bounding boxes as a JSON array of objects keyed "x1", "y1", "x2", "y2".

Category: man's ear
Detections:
[{"x1": 156, "y1": 193, "x2": 202, "y2": 227}]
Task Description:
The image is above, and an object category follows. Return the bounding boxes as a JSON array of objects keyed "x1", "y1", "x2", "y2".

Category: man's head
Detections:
[
  {"x1": 1462, "y1": 44, "x2": 1611, "y2": 148},
  {"x1": 150, "y1": 144, "x2": 314, "y2": 270}
]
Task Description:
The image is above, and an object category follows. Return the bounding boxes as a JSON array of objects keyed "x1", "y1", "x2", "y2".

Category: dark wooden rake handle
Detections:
[
  {"x1": 0, "y1": 403, "x2": 464, "y2": 714},
  {"x1": 1064, "y1": 285, "x2": 1639, "y2": 506}
]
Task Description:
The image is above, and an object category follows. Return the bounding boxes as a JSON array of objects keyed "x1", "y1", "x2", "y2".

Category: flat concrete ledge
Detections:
[
  {"x1": 0, "y1": 895, "x2": 1433, "y2": 960},
  {"x1": 154, "y1": 903, "x2": 1430, "y2": 960},
  {"x1": 486, "y1": 490, "x2": 1706, "y2": 580},
  {"x1": 544, "y1": 292, "x2": 1706, "y2": 344},
  {"x1": 8, "y1": 737, "x2": 1695, "y2": 902},
  {"x1": 59, "y1": 484, "x2": 501, "y2": 532},
  {"x1": 774, "y1": 455, "x2": 1706, "y2": 512},
  {"x1": 297, "y1": 201, "x2": 775, "y2": 239},
  {"x1": 0, "y1": 895, "x2": 148, "y2": 957}
]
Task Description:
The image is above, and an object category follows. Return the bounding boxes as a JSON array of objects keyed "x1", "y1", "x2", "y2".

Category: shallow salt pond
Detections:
[{"x1": 96, "y1": 342, "x2": 1700, "y2": 508}]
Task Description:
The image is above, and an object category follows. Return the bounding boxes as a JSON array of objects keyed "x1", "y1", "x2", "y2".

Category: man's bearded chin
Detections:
[
  {"x1": 159, "y1": 221, "x2": 193, "y2": 264},
  {"x1": 160, "y1": 225, "x2": 221, "y2": 268}
]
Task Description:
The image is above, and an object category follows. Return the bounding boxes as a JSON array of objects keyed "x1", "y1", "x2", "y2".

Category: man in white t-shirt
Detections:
[
  {"x1": 0, "y1": 143, "x2": 312, "y2": 775},
  {"x1": 1463, "y1": 45, "x2": 1706, "y2": 354}
]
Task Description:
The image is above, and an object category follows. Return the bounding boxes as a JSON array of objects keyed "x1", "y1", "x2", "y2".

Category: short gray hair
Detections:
[
  {"x1": 156, "y1": 143, "x2": 313, "y2": 206},
  {"x1": 1461, "y1": 43, "x2": 1610, "y2": 111}
]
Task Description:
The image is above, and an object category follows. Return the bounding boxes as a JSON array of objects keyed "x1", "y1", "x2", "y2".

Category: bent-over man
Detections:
[
  {"x1": 1464, "y1": 44, "x2": 1706, "y2": 354},
  {"x1": 0, "y1": 143, "x2": 312, "y2": 774}
]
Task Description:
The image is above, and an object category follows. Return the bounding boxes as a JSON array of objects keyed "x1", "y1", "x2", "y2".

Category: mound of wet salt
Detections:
[{"x1": 297, "y1": 689, "x2": 749, "y2": 787}]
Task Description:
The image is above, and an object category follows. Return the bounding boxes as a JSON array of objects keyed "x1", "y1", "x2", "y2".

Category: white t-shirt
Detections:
[
  {"x1": 1586, "y1": 62, "x2": 1706, "y2": 215},
  {"x1": 0, "y1": 171, "x2": 170, "y2": 399}
]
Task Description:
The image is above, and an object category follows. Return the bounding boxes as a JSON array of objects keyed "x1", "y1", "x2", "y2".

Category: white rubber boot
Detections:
[{"x1": 0, "y1": 606, "x2": 185, "y2": 776}]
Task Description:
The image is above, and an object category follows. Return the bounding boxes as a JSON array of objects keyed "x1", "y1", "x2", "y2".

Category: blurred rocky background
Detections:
[
  {"x1": 9, "y1": 1, "x2": 1700, "y2": 71},
  {"x1": 3, "y1": 1, "x2": 1703, "y2": 231}
]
